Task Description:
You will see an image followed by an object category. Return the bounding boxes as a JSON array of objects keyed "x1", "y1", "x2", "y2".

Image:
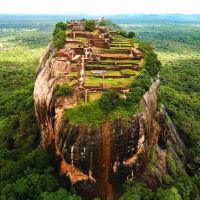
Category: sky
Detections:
[{"x1": 0, "y1": 0, "x2": 200, "y2": 15}]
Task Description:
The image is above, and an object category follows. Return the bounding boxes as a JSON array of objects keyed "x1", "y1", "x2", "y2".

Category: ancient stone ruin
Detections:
[{"x1": 56, "y1": 23, "x2": 143, "y2": 103}]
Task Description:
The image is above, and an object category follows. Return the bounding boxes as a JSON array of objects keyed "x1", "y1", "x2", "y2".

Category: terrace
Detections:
[
  {"x1": 56, "y1": 21, "x2": 144, "y2": 105},
  {"x1": 84, "y1": 76, "x2": 133, "y2": 88}
]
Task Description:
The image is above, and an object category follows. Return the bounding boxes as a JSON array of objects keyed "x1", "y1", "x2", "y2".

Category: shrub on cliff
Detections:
[
  {"x1": 53, "y1": 22, "x2": 68, "y2": 49},
  {"x1": 144, "y1": 51, "x2": 162, "y2": 77},
  {"x1": 99, "y1": 89, "x2": 120, "y2": 110},
  {"x1": 155, "y1": 187, "x2": 181, "y2": 200},
  {"x1": 54, "y1": 84, "x2": 74, "y2": 97},
  {"x1": 55, "y1": 22, "x2": 68, "y2": 31},
  {"x1": 53, "y1": 29, "x2": 66, "y2": 49},
  {"x1": 127, "y1": 71, "x2": 151, "y2": 104},
  {"x1": 41, "y1": 188, "x2": 82, "y2": 200},
  {"x1": 119, "y1": 30, "x2": 128, "y2": 38},
  {"x1": 85, "y1": 20, "x2": 96, "y2": 32},
  {"x1": 128, "y1": 31, "x2": 136, "y2": 38},
  {"x1": 120, "y1": 182, "x2": 153, "y2": 200}
]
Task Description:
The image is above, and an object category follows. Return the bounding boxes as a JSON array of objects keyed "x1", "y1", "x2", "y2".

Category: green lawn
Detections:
[
  {"x1": 98, "y1": 59, "x2": 139, "y2": 64},
  {"x1": 121, "y1": 69, "x2": 139, "y2": 75},
  {"x1": 110, "y1": 44, "x2": 132, "y2": 47},
  {"x1": 111, "y1": 38, "x2": 131, "y2": 42},
  {"x1": 84, "y1": 76, "x2": 133, "y2": 87},
  {"x1": 69, "y1": 71, "x2": 78, "y2": 77},
  {"x1": 105, "y1": 71, "x2": 121, "y2": 76},
  {"x1": 111, "y1": 41, "x2": 132, "y2": 44},
  {"x1": 66, "y1": 79, "x2": 78, "y2": 86},
  {"x1": 88, "y1": 92, "x2": 102, "y2": 102},
  {"x1": 76, "y1": 37, "x2": 88, "y2": 45},
  {"x1": 109, "y1": 47, "x2": 130, "y2": 50},
  {"x1": 86, "y1": 70, "x2": 92, "y2": 75},
  {"x1": 102, "y1": 49, "x2": 129, "y2": 53},
  {"x1": 86, "y1": 70, "x2": 121, "y2": 76},
  {"x1": 64, "y1": 99, "x2": 140, "y2": 126},
  {"x1": 86, "y1": 63, "x2": 115, "y2": 67}
]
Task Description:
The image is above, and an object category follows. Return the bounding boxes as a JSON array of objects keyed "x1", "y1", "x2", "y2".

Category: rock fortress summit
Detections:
[{"x1": 34, "y1": 18, "x2": 185, "y2": 200}]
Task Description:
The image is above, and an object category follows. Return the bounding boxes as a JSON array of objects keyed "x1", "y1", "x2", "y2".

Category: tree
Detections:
[
  {"x1": 166, "y1": 152, "x2": 177, "y2": 176},
  {"x1": 155, "y1": 187, "x2": 181, "y2": 200},
  {"x1": 128, "y1": 31, "x2": 136, "y2": 38},
  {"x1": 53, "y1": 29, "x2": 66, "y2": 49},
  {"x1": 144, "y1": 51, "x2": 161, "y2": 77},
  {"x1": 55, "y1": 22, "x2": 68, "y2": 31},
  {"x1": 54, "y1": 84, "x2": 74, "y2": 97},
  {"x1": 120, "y1": 183, "x2": 153, "y2": 200},
  {"x1": 127, "y1": 86, "x2": 145, "y2": 104},
  {"x1": 127, "y1": 71, "x2": 151, "y2": 104},
  {"x1": 40, "y1": 188, "x2": 82, "y2": 200},
  {"x1": 99, "y1": 21, "x2": 107, "y2": 26},
  {"x1": 85, "y1": 20, "x2": 96, "y2": 31},
  {"x1": 53, "y1": 22, "x2": 68, "y2": 49},
  {"x1": 119, "y1": 30, "x2": 128, "y2": 38},
  {"x1": 99, "y1": 89, "x2": 120, "y2": 110}
]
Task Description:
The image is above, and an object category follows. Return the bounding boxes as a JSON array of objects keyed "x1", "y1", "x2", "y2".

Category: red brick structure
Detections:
[{"x1": 69, "y1": 21, "x2": 85, "y2": 31}]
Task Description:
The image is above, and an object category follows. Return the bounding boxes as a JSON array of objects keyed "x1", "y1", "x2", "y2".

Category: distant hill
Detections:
[
  {"x1": 107, "y1": 14, "x2": 200, "y2": 24},
  {"x1": 0, "y1": 14, "x2": 200, "y2": 25}
]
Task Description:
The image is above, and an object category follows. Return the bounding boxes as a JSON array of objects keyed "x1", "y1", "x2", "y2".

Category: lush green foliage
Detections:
[
  {"x1": 53, "y1": 22, "x2": 67, "y2": 49},
  {"x1": 0, "y1": 15, "x2": 200, "y2": 200},
  {"x1": 120, "y1": 183, "x2": 153, "y2": 200},
  {"x1": 144, "y1": 51, "x2": 161, "y2": 77},
  {"x1": 155, "y1": 187, "x2": 181, "y2": 200},
  {"x1": 0, "y1": 38, "x2": 42, "y2": 161},
  {"x1": 99, "y1": 89, "x2": 120, "y2": 110},
  {"x1": 0, "y1": 18, "x2": 81, "y2": 199},
  {"x1": 85, "y1": 20, "x2": 96, "y2": 31},
  {"x1": 54, "y1": 84, "x2": 74, "y2": 97},
  {"x1": 126, "y1": 45, "x2": 161, "y2": 104},
  {"x1": 55, "y1": 22, "x2": 68, "y2": 31},
  {"x1": 99, "y1": 21, "x2": 107, "y2": 26},
  {"x1": 127, "y1": 70, "x2": 151, "y2": 104},
  {"x1": 41, "y1": 188, "x2": 82, "y2": 200},
  {"x1": 0, "y1": 149, "x2": 58, "y2": 200},
  {"x1": 64, "y1": 99, "x2": 140, "y2": 127},
  {"x1": 53, "y1": 30, "x2": 66, "y2": 49},
  {"x1": 118, "y1": 30, "x2": 128, "y2": 38},
  {"x1": 121, "y1": 155, "x2": 198, "y2": 200},
  {"x1": 128, "y1": 31, "x2": 136, "y2": 38},
  {"x1": 122, "y1": 19, "x2": 200, "y2": 200}
]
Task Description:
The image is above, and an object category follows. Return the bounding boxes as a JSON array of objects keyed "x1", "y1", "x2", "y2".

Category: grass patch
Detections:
[
  {"x1": 86, "y1": 70, "x2": 92, "y2": 75},
  {"x1": 121, "y1": 69, "x2": 138, "y2": 75},
  {"x1": 100, "y1": 59, "x2": 139, "y2": 64},
  {"x1": 66, "y1": 79, "x2": 78, "y2": 86},
  {"x1": 110, "y1": 44, "x2": 132, "y2": 47},
  {"x1": 76, "y1": 37, "x2": 88, "y2": 45},
  {"x1": 86, "y1": 70, "x2": 121, "y2": 76},
  {"x1": 86, "y1": 64, "x2": 115, "y2": 67},
  {"x1": 102, "y1": 49, "x2": 129, "y2": 54},
  {"x1": 105, "y1": 71, "x2": 121, "y2": 76},
  {"x1": 111, "y1": 41, "x2": 132, "y2": 44},
  {"x1": 64, "y1": 99, "x2": 140, "y2": 127},
  {"x1": 84, "y1": 76, "x2": 133, "y2": 87},
  {"x1": 69, "y1": 72, "x2": 78, "y2": 77},
  {"x1": 88, "y1": 92, "x2": 102, "y2": 102}
]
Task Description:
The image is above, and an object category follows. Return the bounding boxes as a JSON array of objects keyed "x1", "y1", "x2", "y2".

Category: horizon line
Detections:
[{"x1": 0, "y1": 13, "x2": 200, "y2": 16}]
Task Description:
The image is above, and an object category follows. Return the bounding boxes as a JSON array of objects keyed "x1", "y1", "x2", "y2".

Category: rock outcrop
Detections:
[{"x1": 34, "y1": 44, "x2": 184, "y2": 200}]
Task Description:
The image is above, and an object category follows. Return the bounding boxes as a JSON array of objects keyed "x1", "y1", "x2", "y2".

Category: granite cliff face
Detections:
[{"x1": 34, "y1": 44, "x2": 184, "y2": 200}]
